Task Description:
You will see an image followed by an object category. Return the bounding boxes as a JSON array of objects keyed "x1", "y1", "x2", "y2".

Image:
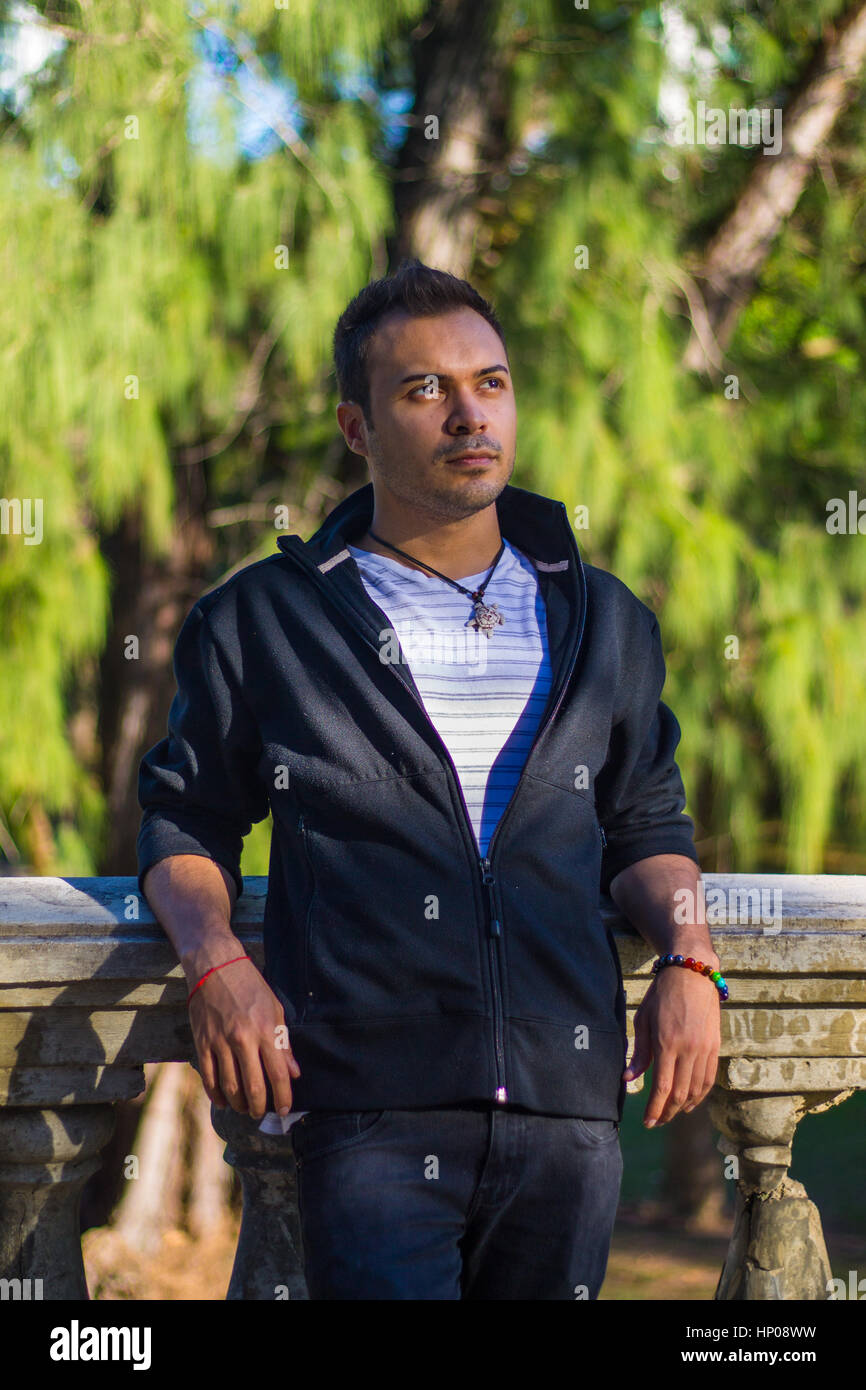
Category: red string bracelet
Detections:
[{"x1": 187, "y1": 955, "x2": 251, "y2": 1004}]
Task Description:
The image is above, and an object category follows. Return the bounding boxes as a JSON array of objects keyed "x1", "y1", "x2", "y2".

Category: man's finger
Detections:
[
  {"x1": 261, "y1": 1046, "x2": 295, "y2": 1117},
  {"x1": 197, "y1": 1047, "x2": 228, "y2": 1109},
  {"x1": 643, "y1": 1049, "x2": 675, "y2": 1127},
  {"x1": 657, "y1": 1052, "x2": 700, "y2": 1125},
  {"x1": 215, "y1": 1043, "x2": 249, "y2": 1113},
  {"x1": 235, "y1": 1043, "x2": 269, "y2": 1119},
  {"x1": 682, "y1": 1039, "x2": 720, "y2": 1110},
  {"x1": 267, "y1": 1016, "x2": 302, "y2": 1080},
  {"x1": 623, "y1": 1013, "x2": 652, "y2": 1081},
  {"x1": 698, "y1": 1047, "x2": 720, "y2": 1102}
]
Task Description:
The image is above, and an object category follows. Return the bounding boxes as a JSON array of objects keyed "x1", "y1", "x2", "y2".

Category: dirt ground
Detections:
[{"x1": 82, "y1": 1208, "x2": 858, "y2": 1301}]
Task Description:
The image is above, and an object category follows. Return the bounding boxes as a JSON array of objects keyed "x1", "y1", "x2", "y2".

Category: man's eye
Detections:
[{"x1": 410, "y1": 377, "x2": 503, "y2": 397}]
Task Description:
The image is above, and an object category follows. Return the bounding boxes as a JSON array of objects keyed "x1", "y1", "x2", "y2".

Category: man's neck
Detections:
[{"x1": 352, "y1": 518, "x2": 504, "y2": 582}]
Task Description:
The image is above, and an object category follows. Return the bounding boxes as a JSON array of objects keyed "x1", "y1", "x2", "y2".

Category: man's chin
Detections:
[{"x1": 430, "y1": 473, "x2": 506, "y2": 517}]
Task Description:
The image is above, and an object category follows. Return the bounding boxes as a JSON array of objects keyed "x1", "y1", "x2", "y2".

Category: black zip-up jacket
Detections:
[{"x1": 137, "y1": 481, "x2": 700, "y2": 1120}]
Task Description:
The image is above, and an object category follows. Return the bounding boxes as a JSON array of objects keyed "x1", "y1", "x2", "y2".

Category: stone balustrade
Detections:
[{"x1": 1, "y1": 873, "x2": 864, "y2": 1300}]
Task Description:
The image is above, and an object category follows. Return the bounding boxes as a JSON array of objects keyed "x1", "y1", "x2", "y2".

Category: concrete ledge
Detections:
[{"x1": 1, "y1": 872, "x2": 864, "y2": 1301}]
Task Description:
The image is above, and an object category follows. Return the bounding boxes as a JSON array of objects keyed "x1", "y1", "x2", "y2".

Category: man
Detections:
[{"x1": 137, "y1": 260, "x2": 721, "y2": 1301}]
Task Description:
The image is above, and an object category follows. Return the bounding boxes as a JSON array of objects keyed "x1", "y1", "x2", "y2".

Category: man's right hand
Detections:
[
  {"x1": 140, "y1": 855, "x2": 301, "y2": 1122},
  {"x1": 187, "y1": 955, "x2": 301, "y2": 1119}
]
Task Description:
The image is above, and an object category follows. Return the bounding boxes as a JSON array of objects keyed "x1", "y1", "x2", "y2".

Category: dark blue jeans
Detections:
[{"x1": 290, "y1": 1105, "x2": 623, "y2": 1300}]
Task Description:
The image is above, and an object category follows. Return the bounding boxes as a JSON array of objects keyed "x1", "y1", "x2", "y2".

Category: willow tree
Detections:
[
  {"x1": 455, "y1": 0, "x2": 866, "y2": 876},
  {"x1": 0, "y1": 0, "x2": 412, "y2": 871},
  {"x1": 3, "y1": 0, "x2": 865, "y2": 880}
]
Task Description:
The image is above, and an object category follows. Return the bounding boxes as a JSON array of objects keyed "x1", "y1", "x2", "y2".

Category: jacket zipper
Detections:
[
  {"x1": 419, "y1": 732, "x2": 510, "y2": 1100},
  {"x1": 296, "y1": 811, "x2": 315, "y2": 1013},
  {"x1": 279, "y1": 511, "x2": 588, "y2": 1104},
  {"x1": 470, "y1": 554, "x2": 588, "y2": 1100},
  {"x1": 480, "y1": 856, "x2": 506, "y2": 1100}
]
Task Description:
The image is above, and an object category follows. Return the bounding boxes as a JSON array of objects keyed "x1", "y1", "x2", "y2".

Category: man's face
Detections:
[{"x1": 339, "y1": 307, "x2": 517, "y2": 522}]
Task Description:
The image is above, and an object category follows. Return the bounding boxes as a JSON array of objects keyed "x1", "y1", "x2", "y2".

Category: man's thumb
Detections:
[{"x1": 623, "y1": 1012, "x2": 651, "y2": 1081}]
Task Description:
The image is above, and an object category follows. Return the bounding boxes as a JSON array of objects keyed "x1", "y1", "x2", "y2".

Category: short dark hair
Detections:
[{"x1": 332, "y1": 259, "x2": 508, "y2": 425}]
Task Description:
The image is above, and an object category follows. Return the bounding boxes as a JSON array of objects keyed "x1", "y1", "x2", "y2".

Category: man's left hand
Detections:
[{"x1": 623, "y1": 964, "x2": 721, "y2": 1127}]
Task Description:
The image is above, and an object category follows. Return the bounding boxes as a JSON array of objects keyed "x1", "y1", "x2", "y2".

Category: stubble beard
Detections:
[{"x1": 365, "y1": 428, "x2": 515, "y2": 524}]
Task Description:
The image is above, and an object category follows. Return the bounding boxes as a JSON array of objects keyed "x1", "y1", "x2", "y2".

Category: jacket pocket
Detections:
[
  {"x1": 498, "y1": 781, "x2": 613, "y2": 1026},
  {"x1": 290, "y1": 788, "x2": 486, "y2": 1020}
]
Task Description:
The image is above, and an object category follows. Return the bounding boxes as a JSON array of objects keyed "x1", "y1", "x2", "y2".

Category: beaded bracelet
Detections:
[{"x1": 651, "y1": 953, "x2": 729, "y2": 1001}]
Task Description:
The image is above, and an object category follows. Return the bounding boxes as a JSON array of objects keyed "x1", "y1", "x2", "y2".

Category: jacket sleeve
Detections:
[
  {"x1": 136, "y1": 599, "x2": 271, "y2": 902},
  {"x1": 595, "y1": 612, "x2": 700, "y2": 896}
]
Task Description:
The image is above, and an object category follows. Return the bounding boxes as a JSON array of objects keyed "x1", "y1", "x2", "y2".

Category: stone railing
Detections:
[{"x1": 1, "y1": 873, "x2": 864, "y2": 1300}]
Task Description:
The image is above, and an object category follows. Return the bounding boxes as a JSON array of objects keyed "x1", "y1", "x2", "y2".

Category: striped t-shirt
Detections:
[{"x1": 346, "y1": 536, "x2": 553, "y2": 857}]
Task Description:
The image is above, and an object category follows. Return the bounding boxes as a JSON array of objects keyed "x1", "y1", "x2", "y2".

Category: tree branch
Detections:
[{"x1": 682, "y1": 1, "x2": 866, "y2": 373}]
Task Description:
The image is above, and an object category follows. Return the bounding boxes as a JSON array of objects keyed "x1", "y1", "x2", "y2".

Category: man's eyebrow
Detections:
[{"x1": 396, "y1": 363, "x2": 511, "y2": 386}]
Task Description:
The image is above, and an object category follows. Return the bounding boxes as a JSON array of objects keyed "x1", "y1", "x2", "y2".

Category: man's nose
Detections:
[{"x1": 445, "y1": 387, "x2": 489, "y2": 433}]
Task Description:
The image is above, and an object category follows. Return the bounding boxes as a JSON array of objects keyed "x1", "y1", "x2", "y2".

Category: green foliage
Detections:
[{"x1": 2, "y1": 0, "x2": 865, "y2": 877}]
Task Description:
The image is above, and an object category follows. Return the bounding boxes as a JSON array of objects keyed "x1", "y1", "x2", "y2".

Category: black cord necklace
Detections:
[{"x1": 366, "y1": 529, "x2": 507, "y2": 639}]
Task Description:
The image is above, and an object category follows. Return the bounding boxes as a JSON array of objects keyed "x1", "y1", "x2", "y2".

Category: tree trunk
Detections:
[
  {"x1": 188, "y1": 1074, "x2": 234, "y2": 1241},
  {"x1": 683, "y1": 1, "x2": 866, "y2": 372},
  {"x1": 388, "y1": 0, "x2": 510, "y2": 276},
  {"x1": 112, "y1": 1061, "x2": 187, "y2": 1254},
  {"x1": 97, "y1": 462, "x2": 214, "y2": 876}
]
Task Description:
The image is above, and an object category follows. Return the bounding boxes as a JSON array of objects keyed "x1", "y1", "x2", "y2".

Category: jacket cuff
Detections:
[
  {"x1": 137, "y1": 810, "x2": 244, "y2": 903},
  {"x1": 600, "y1": 832, "x2": 701, "y2": 897}
]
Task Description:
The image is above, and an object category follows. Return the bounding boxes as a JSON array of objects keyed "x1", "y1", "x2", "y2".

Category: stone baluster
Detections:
[
  {"x1": 210, "y1": 1103, "x2": 308, "y2": 1300},
  {"x1": 708, "y1": 1086, "x2": 855, "y2": 1300},
  {"x1": 0, "y1": 1102, "x2": 123, "y2": 1299}
]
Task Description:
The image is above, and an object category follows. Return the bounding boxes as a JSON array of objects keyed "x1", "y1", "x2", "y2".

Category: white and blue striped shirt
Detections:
[{"x1": 347, "y1": 537, "x2": 552, "y2": 857}]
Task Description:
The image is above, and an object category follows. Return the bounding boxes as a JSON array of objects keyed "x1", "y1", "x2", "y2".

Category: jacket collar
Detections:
[
  {"x1": 277, "y1": 480, "x2": 577, "y2": 573},
  {"x1": 275, "y1": 482, "x2": 587, "y2": 723}
]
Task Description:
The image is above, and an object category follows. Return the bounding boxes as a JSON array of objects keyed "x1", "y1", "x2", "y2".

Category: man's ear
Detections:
[{"x1": 336, "y1": 401, "x2": 369, "y2": 458}]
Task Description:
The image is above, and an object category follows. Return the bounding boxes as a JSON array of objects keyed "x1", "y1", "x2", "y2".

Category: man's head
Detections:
[{"x1": 333, "y1": 260, "x2": 516, "y2": 524}]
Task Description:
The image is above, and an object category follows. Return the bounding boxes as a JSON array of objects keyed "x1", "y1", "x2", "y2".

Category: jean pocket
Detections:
[
  {"x1": 291, "y1": 1109, "x2": 389, "y2": 1165},
  {"x1": 572, "y1": 1117, "x2": 620, "y2": 1145}
]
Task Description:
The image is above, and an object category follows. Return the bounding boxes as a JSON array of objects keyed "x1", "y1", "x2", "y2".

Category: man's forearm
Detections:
[
  {"x1": 141, "y1": 854, "x2": 244, "y2": 988},
  {"x1": 608, "y1": 853, "x2": 719, "y2": 968}
]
